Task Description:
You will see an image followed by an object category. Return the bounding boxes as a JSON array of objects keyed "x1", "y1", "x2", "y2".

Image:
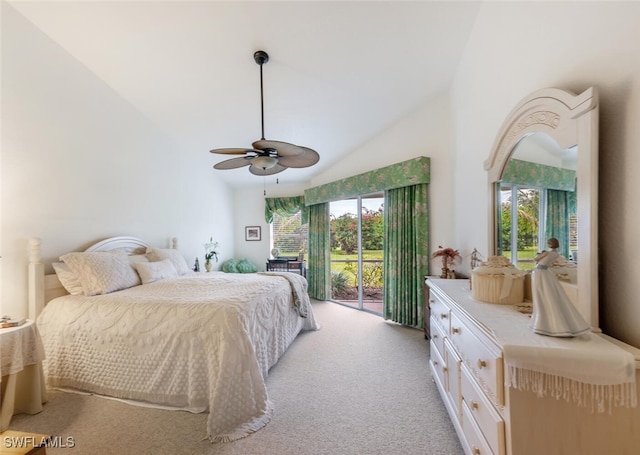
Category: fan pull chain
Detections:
[{"x1": 264, "y1": 176, "x2": 266, "y2": 196}]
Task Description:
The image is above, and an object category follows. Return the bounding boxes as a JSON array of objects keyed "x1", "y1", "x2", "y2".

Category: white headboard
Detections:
[
  {"x1": 84, "y1": 236, "x2": 151, "y2": 254},
  {"x1": 28, "y1": 236, "x2": 177, "y2": 319}
]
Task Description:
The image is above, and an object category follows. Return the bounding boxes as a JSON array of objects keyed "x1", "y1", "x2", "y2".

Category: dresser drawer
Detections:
[
  {"x1": 461, "y1": 364, "x2": 505, "y2": 455},
  {"x1": 428, "y1": 292, "x2": 451, "y2": 335},
  {"x1": 444, "y1": 338, "x2": 462, "y2": 418},
  {"x1": 430, "y1": 339, "x2": 447, "y2": 391},
  {"x1": 449, "y1": 311, "x2": 504, "y2": 405},
  {"x1": 430, "y1": 316, "x2": 446, "y2": 359},
  {"x1": 461, "y1": 401, "x2": 495, "y2": 455}
]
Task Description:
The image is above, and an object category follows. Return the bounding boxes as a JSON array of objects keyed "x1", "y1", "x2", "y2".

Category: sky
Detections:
[{"x1": 329, "y1": 197, "x2": 384, "y2": 218}]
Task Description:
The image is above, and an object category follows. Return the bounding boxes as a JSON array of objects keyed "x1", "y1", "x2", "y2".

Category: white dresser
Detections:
[{"x1": 426, "y1": 278, "x2": 640, "y2": 455}]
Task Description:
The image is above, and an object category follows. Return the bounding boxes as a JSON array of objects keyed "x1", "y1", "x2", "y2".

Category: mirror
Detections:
[
  {"x1": 485, "y1": 87, "x2": 599, "y2": 330},
  {"x1": 496, "y1": 133, "x2": 577, "y2": 271}
]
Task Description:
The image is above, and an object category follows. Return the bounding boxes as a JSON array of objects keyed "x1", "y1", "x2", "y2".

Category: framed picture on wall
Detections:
[{"x1": 245, "y1": 226, "x2": 261, "y2": 241}]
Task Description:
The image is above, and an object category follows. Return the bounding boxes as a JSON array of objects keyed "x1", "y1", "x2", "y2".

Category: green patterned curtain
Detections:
[
  {"x1": 546, "y1": 189, "x2": 575, "y2": 258},
  {"x1": 305, "y1": 157, "x2": 430, "y2": 205},
  {"x1": 383, "y1": 184, "x2": 429, "y2": 328},
  {"x1": 307, "y1": 203, "x2": 331, "y2": 300},
  {"x1": 264, "y1": 196, "x2": 308, "y2": 224},
  {"x1": 502, "y1": 159, "x2": 575, "y2": 191}
]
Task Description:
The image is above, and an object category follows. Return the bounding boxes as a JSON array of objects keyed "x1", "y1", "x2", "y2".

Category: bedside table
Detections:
[{"x1": 0, "y1": 321, "x2": 47, "y2": 432}]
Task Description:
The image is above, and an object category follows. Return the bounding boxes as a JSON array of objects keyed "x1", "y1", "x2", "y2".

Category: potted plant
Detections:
[
  {"x1": 204, "y1": 237, "x2": 219, "y2": 272},
  {"x1": 432, "y1": 246, "x2": 461, "y2": 278}
]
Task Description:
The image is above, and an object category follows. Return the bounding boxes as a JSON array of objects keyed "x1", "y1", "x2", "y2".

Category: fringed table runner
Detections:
[
  {"x1": 430, "y1": 279, "x2": 637, "y2": 413},
  {"x1": 502, "y1": 338, "x2": 636, "y2": 413}
]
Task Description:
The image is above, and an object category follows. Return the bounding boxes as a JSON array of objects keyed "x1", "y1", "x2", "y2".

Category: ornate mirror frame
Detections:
[{"x1": 484, "y1": 87, "x2": 599, "y2": 330}]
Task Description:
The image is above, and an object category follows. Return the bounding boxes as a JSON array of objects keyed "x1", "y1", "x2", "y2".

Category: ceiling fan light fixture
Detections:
[
  {"x1": 251, "y1": 155, "x2": 279, "y2": 170},
  {"x1": 209, "y1": 50, "x2": 319, "y2": 176}
]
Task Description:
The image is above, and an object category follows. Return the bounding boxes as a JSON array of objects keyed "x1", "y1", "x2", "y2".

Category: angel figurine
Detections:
[{"x1": 530, "y1": 238, "x2": 590, "y2": 337}]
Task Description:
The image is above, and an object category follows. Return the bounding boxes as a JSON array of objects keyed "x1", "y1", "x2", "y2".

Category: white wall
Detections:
[
  {"x1": 309, "y1": 91, "x2": 455, "y2": 272},
  {"x1": 1, "y1": 5, "x2": 235, "y2": 318},
  {"x1": 451, "y1": 2, "x2": 640, "y2": 348},
  {"x1": 233, "y1": 182, "x2": 309, "y2": 271},
  {"x1": 232, "y1": 92, "x2": 454, "y2": 274},
  {"x1": 5, "y1": 2, "x2": 640, "y2": 349}
]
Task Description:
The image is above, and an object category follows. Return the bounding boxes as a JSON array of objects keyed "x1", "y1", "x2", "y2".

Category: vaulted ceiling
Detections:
[{"x1": 9, "y1": 1, "x2": 481, "y2": 187}]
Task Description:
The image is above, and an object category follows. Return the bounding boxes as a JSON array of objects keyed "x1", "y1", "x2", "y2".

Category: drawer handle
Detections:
[
  {"x1": 470, "y1": 400, "x2": 479, "y2": 410},
  {"x1": 432, "y1": 334, "x2": 438, "y2": 339},
  {"x1": 452, "y1": 327, "x2": 461, "y2": 334},
  {"x1": 440, "y1": 313, "x2": 448, "y2": 319},
  {"x1": 472, "y1": 446, "x2": 481, "y2": 455},
  {"x1": 443, "y1": 367, "x2": 448, "y2": 373},
  {"x1": 477, "y1": 359, "x2": 487, "y2": 369},
  {"x1": 433, "y1": 360, "x2": 439, "y2": 366}
]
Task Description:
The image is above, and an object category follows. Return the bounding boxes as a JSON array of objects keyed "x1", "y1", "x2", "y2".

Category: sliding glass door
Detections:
[{"x1": 329, "y1": 193, "x2": 384, "y2": 314}]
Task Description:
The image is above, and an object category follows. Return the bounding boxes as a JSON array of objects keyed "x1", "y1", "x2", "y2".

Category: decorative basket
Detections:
[{"x1": 471, "y1": 256, "x2": 526, "y2": 304}]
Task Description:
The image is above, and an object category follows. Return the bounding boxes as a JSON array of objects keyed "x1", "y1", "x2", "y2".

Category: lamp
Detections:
[{"x1": 251, "y1": 155, "x2": 279, "y2": 170}]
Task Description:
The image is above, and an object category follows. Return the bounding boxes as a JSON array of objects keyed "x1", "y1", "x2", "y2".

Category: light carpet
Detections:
[{"x1": 9, "y1": 300, "x2": 463, "y2": 454}]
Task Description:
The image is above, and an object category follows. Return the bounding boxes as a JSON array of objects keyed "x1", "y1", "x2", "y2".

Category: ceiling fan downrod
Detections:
[
  {"x1": 209, "y1": 49, "x2": 320, "y2": 176},
  {"x1": 254, "y1": 50, "x2": 269, "y2": 141}
]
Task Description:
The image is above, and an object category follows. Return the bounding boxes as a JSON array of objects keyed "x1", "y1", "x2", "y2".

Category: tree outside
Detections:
[
  {"x1": 330, "y1": 204, "x2": 384, "y2": 301},
  {"x1": 273, "y1": 212, "x2": 307, "y2": 257},
  {"x1": 500, "y1": 186, "x2": 540, "y2": 270}
]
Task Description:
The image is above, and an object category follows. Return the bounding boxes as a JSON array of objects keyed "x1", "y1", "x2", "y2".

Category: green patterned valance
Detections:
[
  {"x1": 304, "y1": 156, "x2": 430, "y2": 205},
  {"x1": 264, "y1": 196, "x2": 308, "y2": 224},
  {"x1": 502, "y1": 159, "x2": 576, "y2": 191}
]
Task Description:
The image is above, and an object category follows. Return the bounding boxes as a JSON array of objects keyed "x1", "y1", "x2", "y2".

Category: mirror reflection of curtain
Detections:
[
  {"x1": 502, "y1": 158, "x2": 577, "y2": 261},
  {"x1": 307, "y1": 203, "x2": 331, "y2": 300},
  {"x1": 383, "y1": 183, "x2": 429, "y2": 328},
  {"x1": 545, "y1": 189, "x2": 576, "y2": 259},
  {"x1": 496, "y1": 185, "x2": 506, "y2": 256}
]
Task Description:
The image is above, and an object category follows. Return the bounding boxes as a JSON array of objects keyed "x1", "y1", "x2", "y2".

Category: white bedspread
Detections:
[{"x1": 37, "y1": 272, "x2": 319, "y2": 442}]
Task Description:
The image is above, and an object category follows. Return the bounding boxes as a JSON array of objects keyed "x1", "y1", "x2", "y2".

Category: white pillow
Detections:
[
  {"x1": 145, "y1": 248, "x2": 190, "y2": 275},
  {"x1": 60, "y1": 250, "x2": 141, "y2": 296},
  {"x1": 52, "y1": 262, "x2": 84, "y2": 295},
  {"x1": 129, "y1": 254, "x2": 149, "y2": 264},
  {"x1": 134, "y1": 259, "x2": 178, "y2": 284}
]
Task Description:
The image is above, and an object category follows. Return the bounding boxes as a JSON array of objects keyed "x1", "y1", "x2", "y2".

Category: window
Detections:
[
  {"x1": 271, "y1": 211, "x2": 308, "y2": 258},
  {"x1": 498, "y1": 184, "x2": 543, "y2": 270}
]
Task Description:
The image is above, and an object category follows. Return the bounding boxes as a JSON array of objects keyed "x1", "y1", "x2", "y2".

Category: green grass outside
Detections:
[
  {"x1": 289, "y1": 247, "x2": 538, "y2": 273},
  {"x1": 330, "y1": 250, "x2": 383, "y2": 274},
  {"x1": 276, "y1": 249, "x2": 383, "y2": 274},
  {"x1": 501, "y1": 246, "x2": 537, "y2": 271}
]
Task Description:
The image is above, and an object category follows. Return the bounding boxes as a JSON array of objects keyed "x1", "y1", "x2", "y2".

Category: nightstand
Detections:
[
  {"x1": 0, "y1": 321, "x2": 47, "y2": 432},
  {"x1": 266, "y1": 258, "x2": 306, "y2": 277}
]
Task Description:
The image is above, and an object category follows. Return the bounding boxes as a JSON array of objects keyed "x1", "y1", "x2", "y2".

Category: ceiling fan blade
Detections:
[
  {"x1": 211, "y1": 51, "x2": 319, "y2": 177},
  {"x1": 252, "y1": 140, "x2": 305, "y2": 157},
  {"x1": 210, "y1": 148, "x2": 257, "y2": 155},
  {"x1": 213, "y1": 156, "x2": 253, "y2": 170},
  {"x1": 277, "y1": 147, "x2": 320, "y2": 168},
  {"x1": 249, "y1": 163, "x2": 288, "y2": 176}
]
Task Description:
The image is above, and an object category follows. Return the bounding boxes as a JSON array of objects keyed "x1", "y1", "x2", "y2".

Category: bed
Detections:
[{"x1": 28, "y1": 236, "x2": 319, "y2": 442}]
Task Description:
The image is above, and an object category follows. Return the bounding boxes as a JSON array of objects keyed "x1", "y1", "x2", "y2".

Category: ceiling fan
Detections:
[{"x1": 210, "y1": 50, "x2": 320, "y2": 176}]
